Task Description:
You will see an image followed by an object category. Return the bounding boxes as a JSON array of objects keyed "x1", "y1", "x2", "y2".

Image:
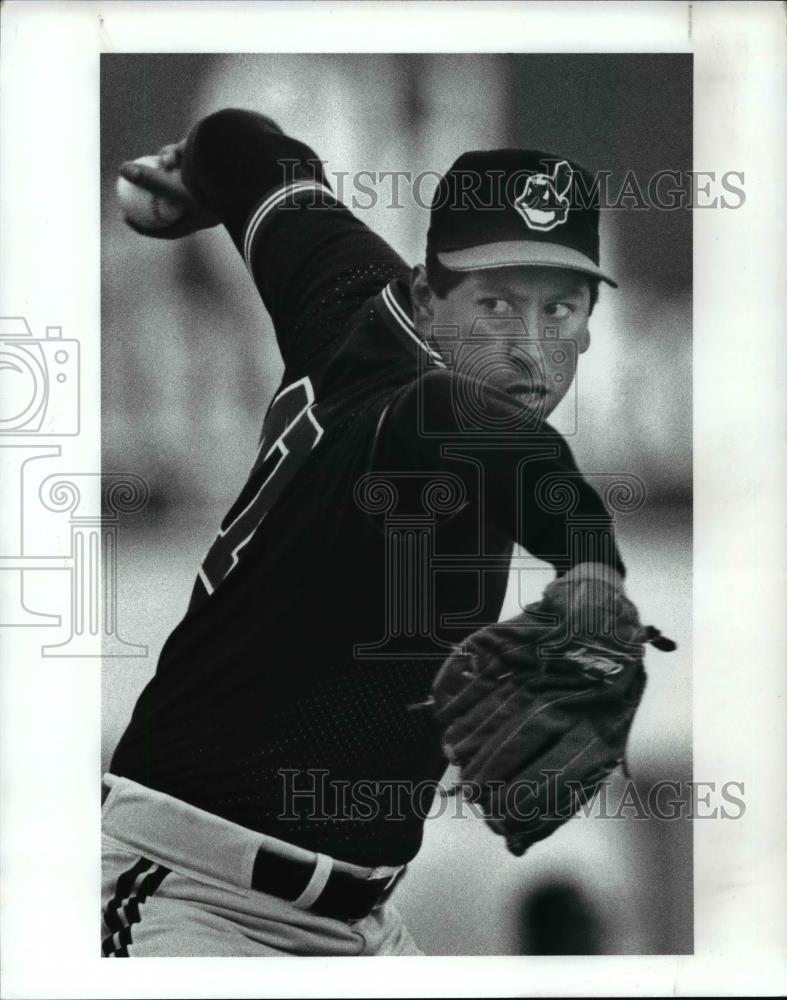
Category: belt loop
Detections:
[{"x1": 290, "y1": 853, "x2": 333, "y2": 910}]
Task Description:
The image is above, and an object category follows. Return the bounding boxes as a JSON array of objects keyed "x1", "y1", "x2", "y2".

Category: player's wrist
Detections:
[
  {"x1": 561, "y1": 561, "x2": 626, "y2": 592},
  {"x1": 542, "y1": 562, "x2": 640, "y2": 652}
]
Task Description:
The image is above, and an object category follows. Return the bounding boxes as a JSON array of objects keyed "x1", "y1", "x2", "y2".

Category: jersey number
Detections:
[{"x1": 197, "y1": 377, "x2": 324, "y2": 595}]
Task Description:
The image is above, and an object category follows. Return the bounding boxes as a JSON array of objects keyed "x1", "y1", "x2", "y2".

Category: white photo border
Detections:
[{"x1": 1, "y1": 1, "x2": 785, "y2": 996}]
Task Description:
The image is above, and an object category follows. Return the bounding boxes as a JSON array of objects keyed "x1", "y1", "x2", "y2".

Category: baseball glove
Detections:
[{"x1": 430, "y1": 563, "x2": 676, "y2": 856}]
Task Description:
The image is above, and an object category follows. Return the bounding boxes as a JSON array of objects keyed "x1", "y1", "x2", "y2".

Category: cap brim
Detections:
[{"x1": 437, "y1": 240, "x2": 618, "y2": 288}]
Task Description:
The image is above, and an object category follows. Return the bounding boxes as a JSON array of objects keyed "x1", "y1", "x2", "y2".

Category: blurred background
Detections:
[{"x1": 101, "y1": 54, "x2": 692, "y2": 955}]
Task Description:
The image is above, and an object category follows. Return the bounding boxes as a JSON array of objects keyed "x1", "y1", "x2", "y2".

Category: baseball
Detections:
[{"x1": 116, "y1": 155, "x2": 185, "y2": 230}]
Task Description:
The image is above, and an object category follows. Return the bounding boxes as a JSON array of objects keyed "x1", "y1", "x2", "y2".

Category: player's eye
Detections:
[
  {"x1": 477, "y1": 297, "x2": 514, "y2": 315},
  {"x1": 544, "y1": 302, "x2": 573, "y2": 320}
]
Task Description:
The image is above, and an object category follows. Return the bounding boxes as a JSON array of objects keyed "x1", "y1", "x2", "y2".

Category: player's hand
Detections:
[
  {"x1": 157, "y1": 139, "x2": 186, "y2": 171},
  {"x1": 429, "y1": 563, "x2": 676, "y2": 857},
  {"x1": 118, "y1": 145, "x2": 219, "y2": 240}
]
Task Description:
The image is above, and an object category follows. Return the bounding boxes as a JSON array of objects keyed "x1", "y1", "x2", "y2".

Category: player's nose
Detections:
[{"x1": 508, "y1": 305, "x2": 541, "y2": 349}]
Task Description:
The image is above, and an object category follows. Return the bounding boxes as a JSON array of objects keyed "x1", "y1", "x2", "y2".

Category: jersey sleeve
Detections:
[
  {"x1": 180, "y1": 108, "x2": 408, "y2": 370},
  {"x1": 373, "y1": 368, "x2": 626, "y2": 577}
]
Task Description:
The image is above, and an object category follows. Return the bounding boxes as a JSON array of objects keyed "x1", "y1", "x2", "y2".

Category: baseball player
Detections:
[{"x1": 103, "y1": 108, "x2": 644, "y2": 957}]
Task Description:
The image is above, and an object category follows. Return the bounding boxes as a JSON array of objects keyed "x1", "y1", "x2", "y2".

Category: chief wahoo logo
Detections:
[{"x1": 514, "y1": 160, "x2": 574, "y2": 232}]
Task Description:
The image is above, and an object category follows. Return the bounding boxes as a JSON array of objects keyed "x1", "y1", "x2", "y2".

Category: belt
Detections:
[
  {"x1": 101, "y1": 774, "x2": 405, "y2": 923},
  {"x1": 251, "y1": 848, "x2": 405, "y2": 922}
]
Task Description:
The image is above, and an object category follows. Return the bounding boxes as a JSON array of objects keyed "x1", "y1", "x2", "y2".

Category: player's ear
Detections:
[
  {"x1": 410, "y1": 264, "x2": 435, "y2": 324},
  {"x1": 577, "y1": 324, "x2": 591, "y2": 354}
]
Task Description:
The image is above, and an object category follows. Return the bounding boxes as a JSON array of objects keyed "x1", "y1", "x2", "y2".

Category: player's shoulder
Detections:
[{"x1": 300, "y1": 273, "x2": 434, "y2": 396}]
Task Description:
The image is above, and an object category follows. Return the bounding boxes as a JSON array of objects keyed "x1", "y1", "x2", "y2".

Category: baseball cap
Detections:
[{"x1": 426, "y1": 149, "x2": 617, "y2": 287}]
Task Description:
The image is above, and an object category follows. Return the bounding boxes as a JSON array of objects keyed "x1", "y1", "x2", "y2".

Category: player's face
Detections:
[{"x1": 413, "y1": 266, "x2": 592, "y2": 418}]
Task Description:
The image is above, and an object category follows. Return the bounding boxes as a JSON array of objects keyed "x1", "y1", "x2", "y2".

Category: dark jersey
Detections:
[{"x1": 111, "y1": 110, "x2": 624, "y2": 867}]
